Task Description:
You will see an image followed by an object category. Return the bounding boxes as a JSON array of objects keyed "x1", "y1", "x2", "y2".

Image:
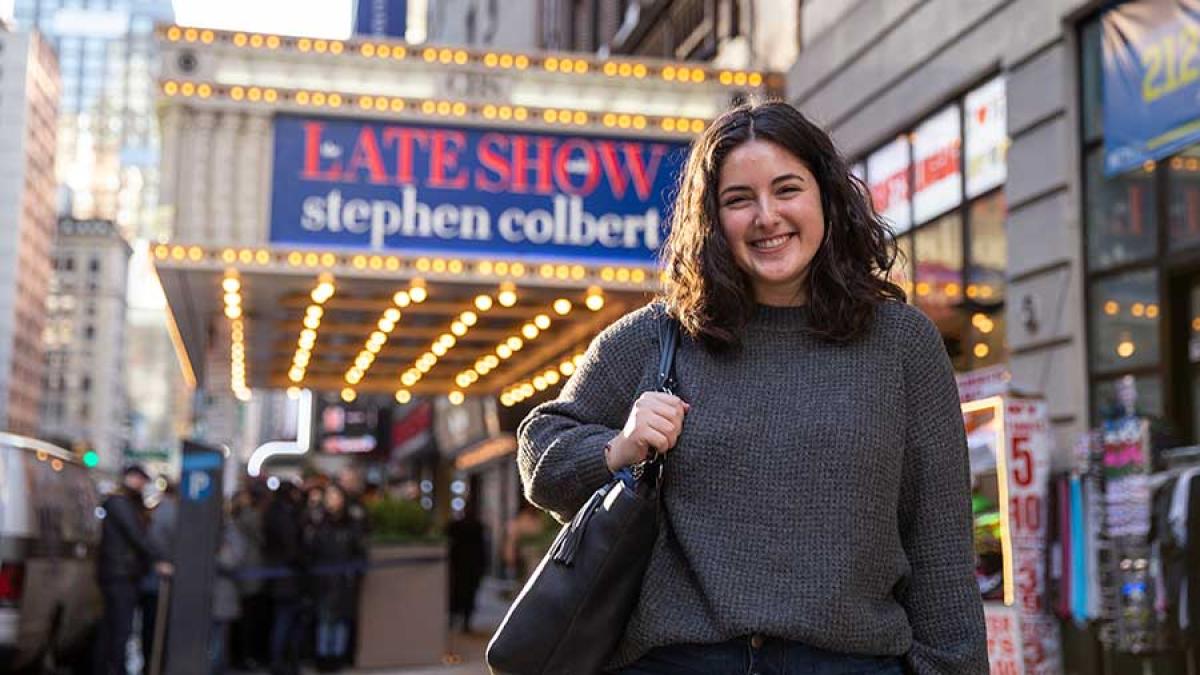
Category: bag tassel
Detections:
[{"x1": 549, "y1": 483, "x2": 611, "y2": 566}]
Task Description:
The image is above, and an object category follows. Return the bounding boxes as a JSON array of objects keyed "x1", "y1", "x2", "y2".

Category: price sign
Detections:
[
  {"x1": 1004, "y1": 399, "x2": 1062, "y2": 675},
  {"x1": 985, "y1": 604, "x2": 1024, "y2": 675}
]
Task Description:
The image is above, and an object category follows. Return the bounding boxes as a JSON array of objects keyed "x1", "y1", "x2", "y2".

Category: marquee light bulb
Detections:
[
  {"x1": 448, "y1": 391, "x2": 465, "y2": 405},
  {"x1": 507, "y1": 336, "x2": 524, "y2": 351},
  {"x1": 475, "y1": 295, "x2": 494, "y2": 311},
  {"x1": 393, "y1": 291, "x2": 411, "y2": 307},
  {"x1": 222, "y1": 277, "x2": 240, "y2": 293},
  {"x1": 451, "y1": 321, "x2": 467, "y2": 336},
  {"x1": 496, "y1": 344, "x2": 513, "y2": 359},
  {"x1": 384, "y1": 308, "x2": 401, "y2": 322},
  {"x1": 498, "y1": 290, "x2": 518, "y2": 307},
  {"x1": 586, "y1": 294, "x2": 605, "y2": 311},
  {"x1": 522, "y1": 324, "x2": 539, "y2": 340},
  {"x1": 409, "y1": 286, "x2": 428, "y2": 303},
  {"x1": 460, "y1": 311, "x2": 478, "y2": 326},
  {"x1": 431, "y1": 343, "x2": 447, "y2": 357},
  {"x1": 534, "y1": 314, "x2": 552, "y2": 330},
  {"x1": 438, "y1": 334, "x2": 456, "y2": 349},
  {"x1": 395, "y1": 390, "x2": 411, "y2": 404}
]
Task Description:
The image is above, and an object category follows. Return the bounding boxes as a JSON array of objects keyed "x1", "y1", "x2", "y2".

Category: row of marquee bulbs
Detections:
[
  {"x1": 161, "y1": 25, "x2": 765, "y2": 88},
  {"x1": 223, "y1": 271, "x2": 251, "y2": 402},
  {"x1": 500, "y1": 353, "x2": 588, "y2": 408},
  {"x1": 337, "y1": 286, "x2": 605, "y2": 405},
  {"x1": 452, "y1": 293, "x2": 602, "y2": 392},
  {"x1": 343, "y1": 280, "x2": 429, "y2": 387},
  {"x1": 287, "y1": 274, "x2": 340, "y2": 386}
]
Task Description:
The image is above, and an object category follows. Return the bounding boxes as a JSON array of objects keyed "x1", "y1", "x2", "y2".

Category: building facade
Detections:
[
  {"x1": 12, "y1": 0, "x2": 174, "y2": 239},
  {"x1": 539, "y1": 0, "x2": 800, "y2": 71},
  {"x1": 426, "y1": 0, "x2": 539, "y2": 50},
  {"x1": 0, "y1": 28, "x2": 58, "y2": 436},
  {"x1": 40, "y1": 218, "x2": 130, "y2": 470},
  {"x1": 789, "y1": 0, "x2": 1088, "y2": 460}
]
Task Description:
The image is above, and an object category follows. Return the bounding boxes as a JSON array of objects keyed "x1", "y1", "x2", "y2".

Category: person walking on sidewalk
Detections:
[
  {"x1": 445, "y1": 498, "x2": 487, "y2": 634},
  {"x1": 95, "y1": 465, "x2": 173, "y2": 675},
  {"x1": 517, "y1": 101, "x2": 987, "y2": 674},
  {"x1": 307, "y1": 484, "x2": 364, "y2": 671}
]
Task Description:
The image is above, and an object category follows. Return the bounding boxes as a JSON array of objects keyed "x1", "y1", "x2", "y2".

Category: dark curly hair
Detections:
[{"x1": 661, "y1": 100, "x2": 906, "y2": 350}]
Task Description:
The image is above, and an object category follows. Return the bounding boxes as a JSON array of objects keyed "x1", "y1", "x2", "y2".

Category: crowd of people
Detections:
[{"x1": 95, "y1": 466, "x2": 373, "y2": 675}]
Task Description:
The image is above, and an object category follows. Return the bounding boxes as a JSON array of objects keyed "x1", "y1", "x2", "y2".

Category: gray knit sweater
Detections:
[{"x1": 517, "y1": 301, "x2": 988, "y2": 673}]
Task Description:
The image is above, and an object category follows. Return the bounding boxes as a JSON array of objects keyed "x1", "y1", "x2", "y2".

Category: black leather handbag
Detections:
[{"x1": 486, "y1": 316, "x2": 680, "y2": 675}]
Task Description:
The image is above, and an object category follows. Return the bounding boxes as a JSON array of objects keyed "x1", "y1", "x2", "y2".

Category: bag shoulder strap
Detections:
[{"x1": 654, "y1": 313, "x2": 679, "y2": 393}]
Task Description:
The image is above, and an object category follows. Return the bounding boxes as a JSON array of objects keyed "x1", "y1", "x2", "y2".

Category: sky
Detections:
[{"x1": 171, "y1": 0, "x2": 354, "y2": 39}]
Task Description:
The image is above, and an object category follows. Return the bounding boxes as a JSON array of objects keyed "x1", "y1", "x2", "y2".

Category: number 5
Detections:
[{"x1": 1012, "y1": 436, "x2": 1034, "y2": 486}]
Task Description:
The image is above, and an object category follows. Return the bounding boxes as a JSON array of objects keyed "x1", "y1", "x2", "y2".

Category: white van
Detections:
[{"x1": 0, "y1": 432, "x2": 103, "y2": 672}]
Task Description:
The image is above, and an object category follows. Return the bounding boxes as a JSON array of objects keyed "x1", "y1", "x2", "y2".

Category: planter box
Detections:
[{"x1": 355, "y1": 542, "x2": 448, "y2": 669}]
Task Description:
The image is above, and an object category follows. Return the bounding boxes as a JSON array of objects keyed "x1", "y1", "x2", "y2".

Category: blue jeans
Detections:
[
  {"x1": 316, "y1": 618, "x2": 349, "y2": 659},
  {"x1": 617, "y1": 636, "x2": 904, "y2": 675}
]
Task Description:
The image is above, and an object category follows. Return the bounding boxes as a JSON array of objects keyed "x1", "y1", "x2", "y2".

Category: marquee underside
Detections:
[{"x1": 153, "y1": 243, "x2": 657, "y2": 400}]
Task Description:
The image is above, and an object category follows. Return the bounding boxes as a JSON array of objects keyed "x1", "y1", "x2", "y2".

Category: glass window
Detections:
[
  {"x1": 1093, "y1": 374, "x2": 1164, "y2": 421},
  {"x1": 912, "y1": 104, "x2": 963, "y2": 225},
  {"x1": 1090, "y1": 269, "x2": 1160, "y2": 374},
  {"x1": 1081, "y1": 18, "x2": 1104, "y2": 142},
  {"x1": 1086, "y1": 147, "x2": 1157, "y2": 270},
  {"x1": 1190, "y1": 285, "x2": 1200, "y2": 437},
  {"x1": 967, "y1": 192, "x2": 1007, "y2": 367},
  {"x1": 914, "y1": 212, "x2": 966, "y2": 369},
  {"x1": 1168, "y1": 146, "x2": 1200, "y2": 250}
]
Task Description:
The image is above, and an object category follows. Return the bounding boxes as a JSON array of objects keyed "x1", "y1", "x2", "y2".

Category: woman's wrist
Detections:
[{"x1": 604, "y1": 435, "x2": 626, "y2": 473}]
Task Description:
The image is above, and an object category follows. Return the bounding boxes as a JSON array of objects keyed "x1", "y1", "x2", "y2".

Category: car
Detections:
[{"x1": 0, "y1": 432, "x2": 103, "y2": 673}]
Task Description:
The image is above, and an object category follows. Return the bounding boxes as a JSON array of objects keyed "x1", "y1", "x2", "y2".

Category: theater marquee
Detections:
[{"x1": 270, "y1": 115, "x2": 690, "y2": 265}]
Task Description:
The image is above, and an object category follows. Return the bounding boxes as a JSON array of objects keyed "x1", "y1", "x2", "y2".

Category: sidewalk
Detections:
[{"x1": 352, "y1": 576, "x2": 513, "y2": 675}]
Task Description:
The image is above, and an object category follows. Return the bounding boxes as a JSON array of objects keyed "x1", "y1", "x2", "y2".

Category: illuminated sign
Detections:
[
  {"x1": 269, "y1": 115, "x2": 690, "y2": 265},
  {"x1": 1103, "y1": 0, "x2": 1200, "y2": 175},
  {"x1": 912, "y1": 104, "x2": 962, "y2": 225},
  {"x1": 965, "y1": 76, "x2": 1007, "y2": 198},
  {"x1": 867, "y1": 137, "x2": 912, "y2": 234}
]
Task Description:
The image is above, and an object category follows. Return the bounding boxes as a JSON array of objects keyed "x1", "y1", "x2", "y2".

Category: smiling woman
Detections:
[
  {"x1": 663, "y1": 101, "x2": 905, "y2": 348},
  {"x1": 516, "y1": 101, "x2": 988, "y2": 674}
]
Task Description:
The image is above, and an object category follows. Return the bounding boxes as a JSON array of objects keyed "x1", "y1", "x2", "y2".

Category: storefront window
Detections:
[
  {"x1": 1093, "y1": 374, "x2": 1164, "y2": 422},
  {"x1": 1089, "y1": 269, "x2": 1160, "y2": 374},
  {"x1": 1190, "y1": 284, "x2": 1200, "y2": 437},
  {"x1": 967, "y1": 192, "x2": 1006, "y2": 367},
  {"x1": 914, "y1": 212, "x2": 965, "y2": 369},
  {"x1": 1085, "y1": 147, "x2": 1157, "y2": 270},
  {"x1": 1081, "y1": 19, "x2": 1104, "y2": 143},
  {"x1": 1168, "y1": 145, "x2": 1200, "y2": 250}
]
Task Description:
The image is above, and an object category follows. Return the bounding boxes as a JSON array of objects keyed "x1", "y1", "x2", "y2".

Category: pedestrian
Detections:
[
  {"x1": 95, "y1": 465, "x2": 173, "y2": 675},
  {"x1": 517, "y1": 101, "x2": 988, "y2": 674},
  {"x1": 445, "y1": 498, "x2": 486, "y2": 633},
  {"x1": 307, "y1": 484, "x2": 364, "y2": 671},
  {"x1": 264, "y1": 482, "x2": 305, "y2": 675},
  {"x1": 211, "y1": 506, "x2": 247, "y2": 675},
  {"x1": 230, "y1": 486, "x2": 269, "y2": 670},
  {"x1": 140, "y1": 481, "x2": 177, "y2": 673}
]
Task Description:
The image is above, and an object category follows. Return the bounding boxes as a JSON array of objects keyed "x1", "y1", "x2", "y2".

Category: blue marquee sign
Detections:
[
  {"x1": 1102, "y1": 0, "x2": 1200, "y2": 175},
  {"x1": 268, "y1": 115, "x2": 690, "y2": 265}
]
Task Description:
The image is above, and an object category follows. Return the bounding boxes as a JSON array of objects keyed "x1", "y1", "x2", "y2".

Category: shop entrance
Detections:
[{"x1": 1168, "y1": 268, "x2": 1200, "y2": 446}]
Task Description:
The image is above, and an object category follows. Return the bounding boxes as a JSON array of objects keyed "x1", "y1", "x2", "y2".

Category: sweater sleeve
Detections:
[
  {"x1": 896, "y1": 311, "x2": 989, "y2": 674},
  {"x1": 516, "y1": 306, "x2": 658, "y2": 523}
]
